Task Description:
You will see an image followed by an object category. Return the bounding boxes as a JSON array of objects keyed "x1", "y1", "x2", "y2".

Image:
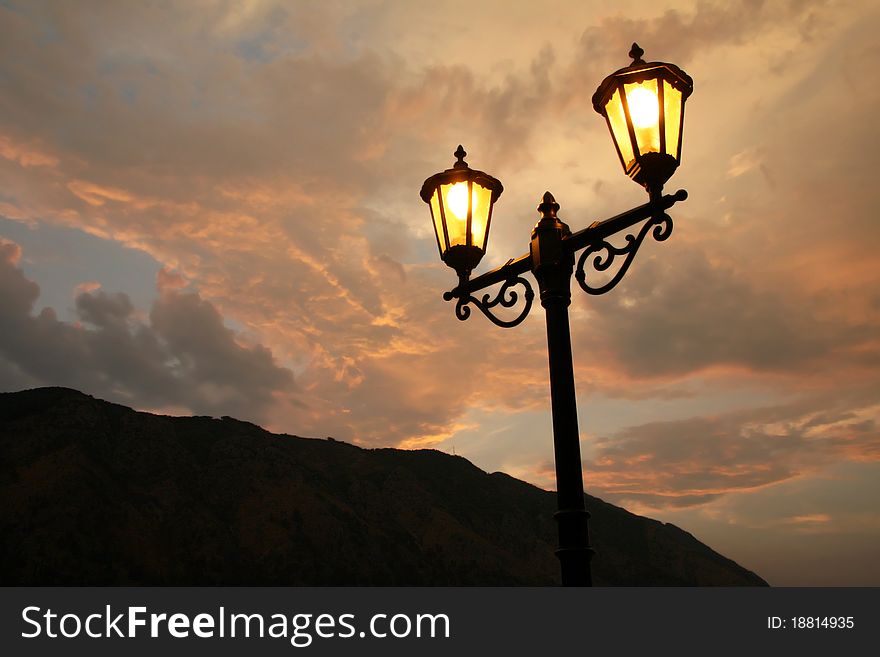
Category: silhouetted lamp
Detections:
[
  {"x1": 592, "y1": 43, "x2": 693, "y2": 194},
  {"x1": 419, "y1": 44, "x2": 694, "y2": 587},
  {"x1": 420, "y1": 145, "x2": 504, "y2": 278}
]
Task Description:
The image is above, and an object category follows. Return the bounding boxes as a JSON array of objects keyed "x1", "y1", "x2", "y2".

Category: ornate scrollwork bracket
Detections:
[
  {"x1": 443, "y1": 275, "x2": 535, "y2": 328},
  {"x1": 575, "y1": 212, "x2": 673, "y2": 296}
]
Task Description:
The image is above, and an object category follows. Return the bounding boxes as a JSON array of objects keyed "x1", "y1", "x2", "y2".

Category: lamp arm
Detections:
[
  {"x1": 569, "y1": 188, "x2": 684, "y2": 296},
  {"x1": 446, "y1": 275, "x2": 535, "y2": 329},
  {"x1": 564, "y1": 188, "x2": 686, "y2": 253},
  {"x1": 574, "y1": 211, "x2": 673, "y2": 296},
  {"x1": 442, "y1": 254, "x2": 536, "y2": 328},
  {"x1": 444, "y1": 253, "x2": 532, "y2": 298}
]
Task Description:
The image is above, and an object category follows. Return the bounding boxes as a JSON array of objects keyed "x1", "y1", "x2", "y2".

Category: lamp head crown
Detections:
[
  {"x1": 629, "y1": 42, "x2": 645, "y2": 64},
  {"x1": 453, "y1": 145, "x2": 468, "y2": 169}
]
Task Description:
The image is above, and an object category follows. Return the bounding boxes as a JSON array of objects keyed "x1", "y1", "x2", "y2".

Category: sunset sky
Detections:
[{"x1": 1, "y1": 0, "x2": 878, "y2": 586}]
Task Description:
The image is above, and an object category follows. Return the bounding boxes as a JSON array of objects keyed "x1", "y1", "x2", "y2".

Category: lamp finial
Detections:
[
  {"x1": 629, "y1": 43, "x2": 645, "y2": 64},
  {"x1": 453, "y1": 145, "x2": 468, "y2": 169},
  {"x1": 537, "y1": 191, "x2": 560, "y2": 220}
]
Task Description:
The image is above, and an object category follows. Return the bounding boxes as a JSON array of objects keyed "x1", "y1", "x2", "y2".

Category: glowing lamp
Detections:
[
  {"x1": 592, "y1": 43, "x2": 693, "y2": 193},
  {"x1": 420, "y1": 146, "x2": 503, "y2": 277}
]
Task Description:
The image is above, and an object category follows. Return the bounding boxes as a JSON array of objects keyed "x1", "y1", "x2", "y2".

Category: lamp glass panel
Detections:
[
  {"x1": 470, "y1": 182, "x2": 493, "y2": 251},
  {"x1": 441, "y1": 181, "x2": 469, "y2": 246},
  {"x1": 605, "y1": 87, "x2": 635, "y2": 171},
  {"x1": 441, "y1": 180, "x2": 491, "y2": 250},
  {"x1": 429, "y1": 187, "x2": 447, "y2": 255},
  {"x1": 623, "y1": 78, "x2": 660, "y2": 156},
  {"x1": 663, "y1": 79, "x2": 682, "y2": 160}
]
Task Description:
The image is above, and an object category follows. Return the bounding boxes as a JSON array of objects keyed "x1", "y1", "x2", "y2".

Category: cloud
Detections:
[
  {"x1": 0, "y1": 134, "x2": 59, "y2": 169},
  {"x1": 726, "y1": 148, "x2": 763, "y2": 179},
  {"x1": 574, "y1": 246, "x2": 876, "y2": 379},
  {"x1": 0, "y1": 0, "x2": 877, "y2": 455},
  {"x1": 74, "y1": 280, "x2": 102, "y2": 295},
  {"x1": 0, "y1": 240, "x2": 293, "y2": 420},
  {"x1": 583, "y1": 394, "x2": 880, "y2": 509},
  {"x1": 156, "y1": 267, "x2": 187, "y2": 292},
  {"x1": 571, "y1": 0, "x2": 829, "y2": 74}
]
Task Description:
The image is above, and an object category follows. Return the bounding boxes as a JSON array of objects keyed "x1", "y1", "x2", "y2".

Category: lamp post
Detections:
[{"x1": 420, "y1": 44, "x2": 693, "y2": 586}]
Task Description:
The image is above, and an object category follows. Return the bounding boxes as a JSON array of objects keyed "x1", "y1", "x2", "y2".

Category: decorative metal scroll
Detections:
[
  {"x1": 575, "y1": 212, "x2": 673, "y2": 296},
  {"x1": 444, "y1": 276, "x2": 535, "y2": 328}
]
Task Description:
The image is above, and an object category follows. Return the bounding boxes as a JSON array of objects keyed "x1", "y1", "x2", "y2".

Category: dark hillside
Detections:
[{"x1": 0, "y1": 387, "x2": 766, "y2": 586}]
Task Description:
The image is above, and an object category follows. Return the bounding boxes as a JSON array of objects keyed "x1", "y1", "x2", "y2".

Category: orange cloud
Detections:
[
  {"x1": 156, "y1": 267, "x2": 188, "y2": 292},
  {"x1": 0, "y1": 134, "x2": 59, "y2": 169},
  {"x1": 1, "y1": 0, "x2": 877, "y2": 464},
  {"x1": 785, "y1": 514, "x2": 832, "y2": 525},
  {"x1": 74, "y1": 281, "x2": 102, "y2": 295}
]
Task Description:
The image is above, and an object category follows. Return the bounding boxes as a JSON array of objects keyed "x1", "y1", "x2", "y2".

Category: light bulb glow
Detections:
[
  {"x1": 441, "y1": 181, "x2": 491, "y2": 249},
  {"x1": 627, "y1": 86, "x2": 659, "y2": 129},
  {"x1": 446, "y1": 182, "x2": 470, "y2": 220}
]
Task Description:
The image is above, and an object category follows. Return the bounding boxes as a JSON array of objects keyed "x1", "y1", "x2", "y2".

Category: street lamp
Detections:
[
  {"x1": 420, "y1": 145, "x2": 504, "y2": 281},
  {"x1": 420, "y1": 44, "x2": 693, "y2": 587},
  {"x1": 592, "y1": 43, "x2": 693, "y2": 196}
]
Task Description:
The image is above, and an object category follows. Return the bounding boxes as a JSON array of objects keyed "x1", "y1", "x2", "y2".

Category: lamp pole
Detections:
[
  {"x1": 421, "y1": 45, "x2": 693, "y2": 586},
  {"x1": 531, "y1": 192, "x2": 593, "y2": 585}
]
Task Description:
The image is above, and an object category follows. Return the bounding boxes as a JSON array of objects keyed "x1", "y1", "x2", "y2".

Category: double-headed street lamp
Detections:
[{"x1": 420, "y1": 44, "x2": 693, "y2": 586}]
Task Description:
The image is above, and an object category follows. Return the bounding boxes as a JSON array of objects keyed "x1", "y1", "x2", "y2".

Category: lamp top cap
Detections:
[
  {"x1": 591, "y1": 43, "x2": 694, "y2": 114},
  {"x1": 419, "y1": 145, "x2": 504, "y2": 203},
  {"x1": 629, "y1": 42, "x2": 645, "y2": 64},
  {"x1": 453, "y1": 145, "x2": 468, "y2": 169}
]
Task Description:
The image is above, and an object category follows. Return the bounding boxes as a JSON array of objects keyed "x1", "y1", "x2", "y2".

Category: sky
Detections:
[{"x1": 1, "y1": 0, "x2": 878, "y2": 586}]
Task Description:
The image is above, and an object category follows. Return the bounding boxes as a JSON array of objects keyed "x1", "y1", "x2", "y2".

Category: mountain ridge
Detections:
[{"x1": 0, "y1": 387, "x2": 767, "y2": 586}]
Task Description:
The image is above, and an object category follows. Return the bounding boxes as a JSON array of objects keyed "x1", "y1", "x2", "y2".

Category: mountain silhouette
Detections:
[{"x1": 0, "y1": 387, "x2": 766, "y2": 585}]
